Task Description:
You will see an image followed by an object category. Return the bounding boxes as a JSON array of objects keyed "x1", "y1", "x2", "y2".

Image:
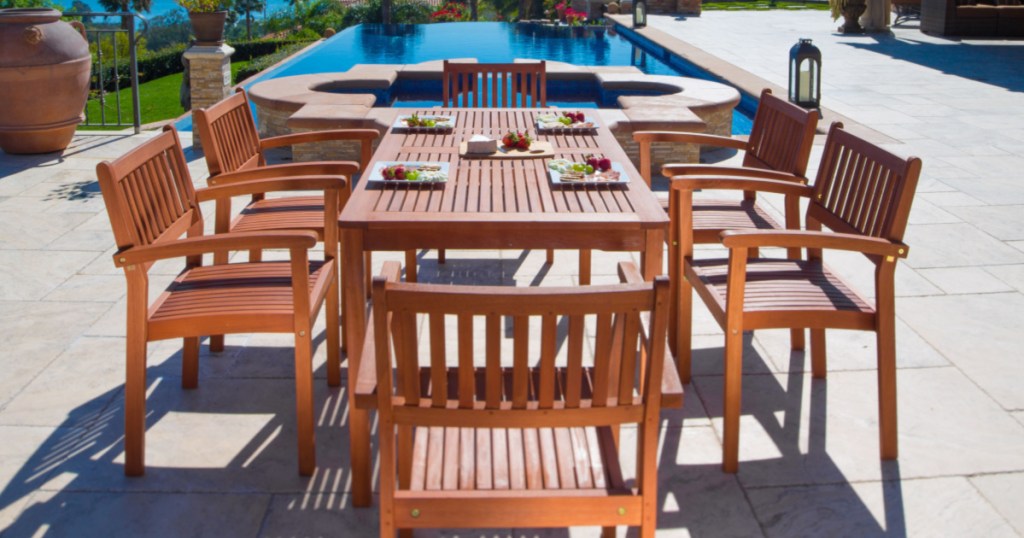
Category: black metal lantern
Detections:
[
  {"x1": 633, "y1": 0, "x2": 647, "y2": 28},
  {"x1": 788, "y1": 38, "x2": 821, "y2": 110}
]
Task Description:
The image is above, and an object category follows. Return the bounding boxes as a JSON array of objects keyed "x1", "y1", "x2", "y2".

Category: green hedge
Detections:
[
  {"x1": 91, "y1": 38, "x2": 316, "y2": 93},
  {"x1": 234, "y1": 40, "x2": 316, "y2": 83}
]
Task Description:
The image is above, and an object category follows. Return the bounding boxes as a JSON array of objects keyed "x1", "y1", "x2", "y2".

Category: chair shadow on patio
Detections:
[{"x1": 0, "y1": 330, "x2": 378, "y2": 536}]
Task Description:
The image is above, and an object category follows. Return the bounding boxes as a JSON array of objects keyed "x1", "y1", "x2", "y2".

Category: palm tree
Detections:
[
  {"x1": 96, "y1": 0, "x2": 152, "y2": 29},
  {"x1": 233, "y1": 0, "x2": 264, "y2": 39}
]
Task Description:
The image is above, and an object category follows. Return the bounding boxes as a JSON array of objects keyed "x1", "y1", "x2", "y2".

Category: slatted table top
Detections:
[{"x1": 339, "y1": 109, "x2": 668, "y2": 231}]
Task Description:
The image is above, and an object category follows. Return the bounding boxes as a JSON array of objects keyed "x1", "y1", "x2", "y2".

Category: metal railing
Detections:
[{"x1": 63, "y1": 11, "x2": 148, "y2": 133}]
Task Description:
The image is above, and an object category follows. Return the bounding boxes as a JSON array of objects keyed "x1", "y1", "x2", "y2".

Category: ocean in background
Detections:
[{"x1": 68, "y1": 0, "x2": 294, "y2": 20}]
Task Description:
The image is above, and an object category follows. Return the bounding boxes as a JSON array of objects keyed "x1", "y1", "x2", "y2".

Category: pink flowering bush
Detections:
[{"x1": 431, "y1": 2, "x2": 470, "y2": 21}]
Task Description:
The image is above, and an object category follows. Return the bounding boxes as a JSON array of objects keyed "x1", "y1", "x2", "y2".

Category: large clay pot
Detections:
[
  {"x1": 0, "y1": 8, "x2": 91, "y2": 154},
  {"x1": 839, "y1": 0, "x2": 867, "y2": 33},
  {"x1": 189, "y1": 11, "x2": 227, "y2": 46}
]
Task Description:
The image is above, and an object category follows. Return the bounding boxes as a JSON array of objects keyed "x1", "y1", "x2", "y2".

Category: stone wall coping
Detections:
[{"x1": 184, "y1": 44, "x2": 235, "y2": 59}]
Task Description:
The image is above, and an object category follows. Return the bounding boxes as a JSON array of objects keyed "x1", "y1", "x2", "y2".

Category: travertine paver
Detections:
[{"x1": 2, "y1": 11, "x2": 1024, "y2": 537}]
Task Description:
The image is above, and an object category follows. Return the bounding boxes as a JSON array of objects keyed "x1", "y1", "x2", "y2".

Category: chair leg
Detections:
[
  {"x1": 676, "y1": 278, "x2": 693, "y2": 384},
  {"x1": 405, "y1": 250, "x2": 418, "y2": 283},
  {"x1": 350, "y1": 406, "x2": 372, "y2": 507},
  {"x1": 877, "y1": 319, "x2": 899, "y2": 460},
  {"x1": 546, "y1": 248, "x2": 555, "y2": 264},
  {"x1": 722, "y1": 328, "x2": 744, "y2": 473},
  {"x1": 579, "y1": 249, "x2": 592, "y2": 286},
  {"x1": 790, "y1": 328, "x2": 805, "y2": 351},
  {"x1": 601, "y1": 527, "x2": 616, "y2": 538},
  {"x1": 124, "y1": 319, "x2": 147, "y2": 477},
  {"x1": 181, "y1": 337, "x2": 199, "y2": 389},
  {"x1": 398, "y1": 530, "x2": 412, "y2": 538},
  {"x1": 209, "y1": 335, "x2": 225, "y2": 353},
  {"x1": 326, "y1": 277, "x2": 341, "y2": 387},
  {"x1": 438, "y1": 248, "x2": 446, "y2": 264},
  {"x1": 810, "y1": 329, "x2": 827, "y2": 379},
  {"x1": 294, "y1": 330, "x2": 316, "y2": 476}
]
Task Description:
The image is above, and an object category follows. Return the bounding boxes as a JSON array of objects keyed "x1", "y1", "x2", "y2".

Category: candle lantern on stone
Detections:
[
  {"x1": 788, "y1": 38, "x2": 821, "y2": 110},
  {"x1": 633, "y1": 0, "x2": 647, "y2": 27}
]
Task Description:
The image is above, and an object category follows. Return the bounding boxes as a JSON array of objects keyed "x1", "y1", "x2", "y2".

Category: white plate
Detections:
[
  {"x1": 368, "y1": 161, "x2": 450, "y2": 185},
  {"x1": 392, "y1": 115, "x2": 455, "y2": 131},
  {"x1": 536, "y1": 113, "x2": 597, "y2": 132},
  {"x1": 548, "y1": 161, "x2": 629, "y2": 186}
]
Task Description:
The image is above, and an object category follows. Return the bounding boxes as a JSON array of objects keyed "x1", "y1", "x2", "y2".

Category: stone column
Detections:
[{"x1": 183, "y1": 44, "x2": 234, "y2": 149}]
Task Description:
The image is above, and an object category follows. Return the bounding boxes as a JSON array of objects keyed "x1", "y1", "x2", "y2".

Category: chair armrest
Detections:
[
  {"x1": 670, "y1": 175, "x2": 815, "y2": 197},
  {"x1": 660, "y1": 354, "x2": 684, "y2": 409},
  {"x1": 114, "y1": 231, "x2": 317, "y2": 267},
  {"x1": 258, "y1": 129, "x2": 380, "y2": 151},
  {"x1": 721, "y1": 230, "x2": 909, "y2": 258},
  {"x1": 661, "y1": 164, "x2": 808, "y2": 184},
  {"x1": 632, "y1": 130, "x2": 749, "y2": 151},
  {"x1": 208, "y1": 163, "x2": 360, "y2": 186},
  {"x1": 617, "y1": 261, "x2": 644, "y2": 284},
  {"x1": 355, "y1": 261, "x2": 404, "y2": 410},
  {"x1": 195, "y1": 176, "x2": 348, "y2": 203}
]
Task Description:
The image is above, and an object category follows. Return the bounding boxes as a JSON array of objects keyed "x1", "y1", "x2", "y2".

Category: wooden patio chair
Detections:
[
  {"x1": 629, "y1": 89, "x2": 820, "y2": 377},
  {"x1": 193, "y1": 88, "x2": 381, "y2": 352},
  {"x1": 361, "y1": 260, "x2": 677, "y2": 537},
  {"x1": 442, "y1": 60, "x2": 547, "y2": 108},
  {"x1": 96, "y1": 126, "x2": 352, "y2": 476},
  {"x1": 670, "y1": 122, "x2": 921, "y2": 472}
]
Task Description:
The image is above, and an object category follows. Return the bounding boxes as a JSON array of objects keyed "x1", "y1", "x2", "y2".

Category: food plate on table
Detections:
[
  {"x1": 392, "y1": 114, "x2": 455, "y2": 131},
  {"x1": 536, "y1": 111, "x2": 596, "y2": 132},
  {"x1": 547, "y1": 158, "x2": 629, "y2": 186},
  {"x1": 368, "y1": 162, "x2": 449, "y2": 186}
]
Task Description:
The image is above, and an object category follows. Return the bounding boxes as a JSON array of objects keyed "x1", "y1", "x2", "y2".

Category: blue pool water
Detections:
[{"x1": 183, "y1": 22, "x2": 755, "y2": 133}]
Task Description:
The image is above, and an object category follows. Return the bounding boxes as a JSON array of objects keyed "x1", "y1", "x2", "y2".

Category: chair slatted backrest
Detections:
[
  {"x1": 442, "y1": 61, "x2": 547, "y2": 108},
  {"x1": 742, "y1": 89, "x2": 820, "y2": 176},
  {"x1": 193, "y1": 90, "x2": 262, "y2": 176},
  {"x1": 373, "y1": 277, "x2": 669, "y2": 430},
  {"x1": 808, "y1": 123, "x2": 922, "y2": 245},
  {"x1": 96, "y1": 127, "x2": 202, "y2": 257}
]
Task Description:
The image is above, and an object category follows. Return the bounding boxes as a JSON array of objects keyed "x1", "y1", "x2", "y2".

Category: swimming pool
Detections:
[{"x1": 250, "y1": 22, "x2": 754, "y2": 134}]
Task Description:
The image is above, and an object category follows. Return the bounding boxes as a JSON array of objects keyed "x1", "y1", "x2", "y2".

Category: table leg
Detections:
[
  {"x1": 641, "y1": 229, "x2": 665, "y2": 281},
  {"x1": 342, "y1": 229, "x2": 372, "y2": 508}
]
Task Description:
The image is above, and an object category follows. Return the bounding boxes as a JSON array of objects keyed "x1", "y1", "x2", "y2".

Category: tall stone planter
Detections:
[
  {"x1": 0, "y1": 8, "x2": 91, "y2": 154},
  {"x1": 189, "y1": 11, "x2": 227, "y2": 46}
]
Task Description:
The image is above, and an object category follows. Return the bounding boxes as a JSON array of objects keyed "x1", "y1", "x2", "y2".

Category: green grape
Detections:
[{"x1": 585, "y1": 165, "x2": 595, "y2": 174}]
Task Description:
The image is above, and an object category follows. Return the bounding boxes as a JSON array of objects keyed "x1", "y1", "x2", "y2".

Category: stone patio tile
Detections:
[
  {"x1": 971, "y1": 472, "x2": 1024, "y2": 536},
  {"x1": 942, "y1": 176, "x2": 1024, "y2": 205},
  {"x1": 45, "y1": 228, "x2": 115, "y2": 252},
  {"x1": 902, "y1": 223, "x2": 1024, "y2": 269},
  {"x1": 918, "y1": 191, "x2": 988, "y2": 207},
  {"x1": 689, "y1": 333, "x2": 778, "y2": 378},
  {"x1": 944, "y1": 205, "x2": 1024, "y2": 242},
  {"x1": 752, "y1": 318, "x2": 949, "y2": 373},
  {"x1": 0, "y1": 212, "x2": 92, "y2": 250},
  {"x1": 63, "y1": 378, "x2": 365, "y2": 494},
  {"x1": 693, "y1": 367, "x2": 1024, "y2": 488},
  {"x1": 917, "y1": 266, "x2": 1015, "y2": 294},
  {"x1": 747, "y1": 476, "x2": 1017, "y2": 537},
  {"x1": 0, "y1": 250, "x2": 100, "y2": 301},
  {"x1": 1, "y1": 490, "x2": 269, "y2": 538},
  {"x1": 1014, "y1": 412, "x2": 1024, "y2": 429},
  {"x1": 41, "y1": 274, "x2": 125, "y2": 303},
  {"x1": 903, "y1": 198, "x2": 961, "y2": 225},
  {"x1": 985, "y1": 264, "x2": 1024, "y2": 293},
  {"x1": 0, "y1": 337, "x2": 125, "y2": 428},
  {"x1": 0, "y1": 301, "x2": 110, "y2": 410},
  {"x1": 899, "y1": 292, "x2": 1024, "y2": 410},
  {"x1": 1010, "y1": 241, "x2": 1024, "y2": 254}
]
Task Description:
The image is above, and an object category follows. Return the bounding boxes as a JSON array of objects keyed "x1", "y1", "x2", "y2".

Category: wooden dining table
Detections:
[{"x1": 338, "y1": 108, "x2": 669, "y2": 507}]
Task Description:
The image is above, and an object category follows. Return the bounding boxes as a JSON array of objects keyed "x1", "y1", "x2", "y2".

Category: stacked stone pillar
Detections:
[{"x1": 183, "y1": 44, "x2": 234, "y2": 150}]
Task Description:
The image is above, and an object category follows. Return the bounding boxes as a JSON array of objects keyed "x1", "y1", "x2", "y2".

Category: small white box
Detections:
[{"x1": 466, "y1": 134, "x2": 497, "y2": 154}]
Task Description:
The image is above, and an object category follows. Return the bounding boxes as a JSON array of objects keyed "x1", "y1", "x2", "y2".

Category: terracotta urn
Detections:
[
  {"x1": 189, "y1": 11, "x2": 228, "y2": 46},
  {"x1": 0, "y1": 8, "x2": 91, "y2": 154},
  {"x1": 839, "y1": 0, "x2": 867, "y2": 33}
]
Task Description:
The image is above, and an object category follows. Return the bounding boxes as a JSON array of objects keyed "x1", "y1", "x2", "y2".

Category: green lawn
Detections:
[{"x1": 80, "y1": 60, "x2": 252, "y2": 130}]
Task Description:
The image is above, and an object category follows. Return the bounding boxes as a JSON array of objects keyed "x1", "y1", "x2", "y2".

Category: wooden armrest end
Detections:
[{"x1": 660, "y1": 355, "x2": 684, "y2": 409}]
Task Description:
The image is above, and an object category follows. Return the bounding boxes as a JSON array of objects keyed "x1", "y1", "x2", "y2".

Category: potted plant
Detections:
[
  {"x1": 179, "y1": 0, "x2": 231, "y2": 45},
  {"x1": 830, "y1": 0, "x2": 866, "y2": 33}
]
